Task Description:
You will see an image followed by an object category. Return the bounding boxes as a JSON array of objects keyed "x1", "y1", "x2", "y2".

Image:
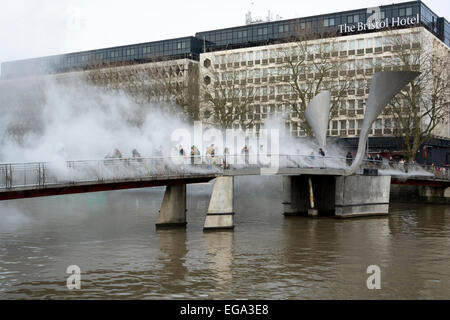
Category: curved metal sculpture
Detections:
[
  {"x1": 347, "y1": 71, "x2": 420, "y2": 175},
  {"x1": 305, "y1": 90, "x2": 331, "y2": 148}
]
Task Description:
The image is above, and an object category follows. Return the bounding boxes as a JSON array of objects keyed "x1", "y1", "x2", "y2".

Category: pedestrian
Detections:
[
  {"x1": 242, "y1": 145, "x2": 249, "y2": 165},
  {"x1": 346, "y1": 151, "x2": 353, "y2": 166},
  {"x1": 112, "y1": 148, "x2": 122, "y2": 158},
  {"x1": 190, "y1": 146, "x2": 195, "y2": 165},
  {"x1": 318, "y1": 148, "x2": 325, "y2": 157},
  {"x1": 223, "y1": 147, "x2": 230, "y2": 169},
  {"x1": 132, "y1": 148, "x2": 141, "y2": 158},
  {"x1": 375, "y1": 153, "x2": 382, "y2": 168}
]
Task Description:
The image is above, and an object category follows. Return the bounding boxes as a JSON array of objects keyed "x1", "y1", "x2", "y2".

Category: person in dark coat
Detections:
[
  {"x1": 346, "y1": 151, "x2": 353, "y2": 166},
  {"x1": 318, "y1": 148, "x2": 325, "y2": 157}
]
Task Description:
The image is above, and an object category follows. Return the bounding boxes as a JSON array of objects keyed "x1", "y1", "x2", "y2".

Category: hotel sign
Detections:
[{"x1": 339, "y1": 7, "x2": 419, "y2": 34}]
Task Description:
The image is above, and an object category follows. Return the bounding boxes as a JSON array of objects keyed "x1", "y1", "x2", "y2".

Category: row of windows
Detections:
[
  {"x1": 210, "y1": 33, "x2": 420, "y2": 65},
  {"x1": 2, "y1": 39, "x2": 196, "y2": 78},
  {"x1": 197, "y1": 4, "x2": 421, "y2": 45},
  {"x1": 215, "y1": 55, "x2": 414, "y2": 83}
]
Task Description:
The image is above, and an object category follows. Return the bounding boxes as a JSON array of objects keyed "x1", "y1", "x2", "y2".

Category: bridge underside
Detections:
[{"x1": 0, "y1": 176, "x2": 216, "y2": 201}]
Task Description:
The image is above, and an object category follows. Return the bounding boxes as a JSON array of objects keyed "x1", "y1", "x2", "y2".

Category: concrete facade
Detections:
[
  {"x1": 204, "y1": 177, "x2": 235, "y2": 230},
  {"x1": 156, "y1": 184, "x2": 187, "y2": 227},
  {"x1": 335, "y1": 175, "x2": 391, "y2": 217}
]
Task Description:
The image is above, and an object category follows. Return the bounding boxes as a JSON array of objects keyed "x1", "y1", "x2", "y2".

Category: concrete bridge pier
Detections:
[
  {"x1": 156, "y1": 184, "x2": 187, "y2": 228},
  {"x1": 335, "y1": 175, "x2": 391, "y2": 218},
  {"x1": 283, "y1": 175, "x2": 392, "y2": 218},
  {"x1": 419, "y1": 186, "x2": 450, "y2": 204},
  {"x1": 204, "y1": 176, "x2": 234, "y2": 231}
]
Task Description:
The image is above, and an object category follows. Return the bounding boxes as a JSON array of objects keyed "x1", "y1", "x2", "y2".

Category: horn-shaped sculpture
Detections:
[
  {"x1": 304, "y1": 90, "x2": 331, "y2": 148},
  {"x1": 347, "y1": 71, "x2": 420, "y2": 175}
]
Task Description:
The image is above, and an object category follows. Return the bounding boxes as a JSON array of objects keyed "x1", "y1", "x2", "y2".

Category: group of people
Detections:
[{"x1": 105, "y1": 148, "x2": 141, "y2": 159}]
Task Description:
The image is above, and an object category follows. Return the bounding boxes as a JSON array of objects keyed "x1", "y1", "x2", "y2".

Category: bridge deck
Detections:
[{"x1": 1, "y1": 156, "x2": 447, "y2": 200}]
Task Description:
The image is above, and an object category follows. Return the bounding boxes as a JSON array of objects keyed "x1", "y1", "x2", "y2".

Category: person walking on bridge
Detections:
[{"x1": 346, "y1": 151, "x2": 353, "y2": 167}]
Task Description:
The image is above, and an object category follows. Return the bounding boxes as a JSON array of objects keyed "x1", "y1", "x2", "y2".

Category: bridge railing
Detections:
[
  {"x1": 0, "y1": 157, "x2": 223, "y2": 190},
  {"x1": 1, "y1": 155, "x2": 447, "y2": 190}
]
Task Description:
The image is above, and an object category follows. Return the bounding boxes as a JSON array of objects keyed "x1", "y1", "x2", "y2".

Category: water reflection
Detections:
[{"x1": 203, "y1": 231, "x2": 234, "y2": 298}]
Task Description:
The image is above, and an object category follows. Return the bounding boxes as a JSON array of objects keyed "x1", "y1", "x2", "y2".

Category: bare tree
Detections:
[
  {"x1": 201, "y1": 59, "x2": 256, "y2": 131},
  {"x1": 383, "y1": 30, "x2": 449, "y2": 162},
  {"x1": 282, "y1": 33, "x2": 351, "y2": 136}
]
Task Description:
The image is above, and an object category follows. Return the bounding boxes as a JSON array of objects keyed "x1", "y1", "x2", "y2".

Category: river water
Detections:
[{"x1": 0, "y1": 176, "x2": 449, "y2": 299}]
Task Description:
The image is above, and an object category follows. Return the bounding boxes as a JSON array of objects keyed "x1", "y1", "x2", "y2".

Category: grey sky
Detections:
[{"x1": 0, "y1": 0, "x2": 448, "y2": 68}]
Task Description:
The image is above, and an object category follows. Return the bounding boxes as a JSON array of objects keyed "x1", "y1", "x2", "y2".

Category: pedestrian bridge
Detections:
[{"x1": 1, "y1": 155, "x2": 448, "y2": 230}]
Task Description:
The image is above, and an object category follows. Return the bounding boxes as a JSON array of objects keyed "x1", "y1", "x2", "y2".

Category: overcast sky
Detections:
[{"x1": 0, "y1": 0, "x2": 448, "y2": 68}]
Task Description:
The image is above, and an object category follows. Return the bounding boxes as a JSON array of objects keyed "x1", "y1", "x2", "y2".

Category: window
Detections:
[
  {"x1": 357, "y1": 119, "x2": 363, "y2": 129},
  {"x1": 366, "y1": 38, "x2": 373, "y2": 48},
  {"x1": 357, "y1": 39, "x2": 364, "y2": 49},
  {"x1": 402, "y1": 34, "x2": 410, "y2": 44},
  {"x1": 375, "y1": 37, "x2": 382, "y2": 47},
  {"x1": 340, "y1": 41, "x2": 347, "y2": 51},
  {"x1": 354, "y1": 14, "x2": 359, "y2": 23},
  {"x1": 263, "y1": 68, "x2": 268, "y2": 77},
  {"x1": 241, "y1": 52, "x2": 246, "y2": 61},
  {"x1": 348, "y1": 100, "x2": 355, "y2": 109},
  {"x1": 248, "y1": 52, "x2": 254, "y2": 61},
  {"x1": 375, "y1": 119, "x2": 382, "y2": 129},
  {"x1": 332, "y1": 121, "x2": 338, "y2": 130},
  {"x1": 365, "y1": 58, "x2": 373, "y2": 69},
  {"x1": 340, "y1": 120, "x2": 347, "y2": 130},
  {"x1": 356, "y1": 59, "x2": 364, "y2": 69},
  {"x1": 349, "y1": 60, "x2": 355, "y2": 70},
  {"x1": 278, "y1": 24, "x2": 289, "y2": 33},
  {"x1": 349, "y1": 120, "x2": 355, "y2": 129},
  {"x1": 375, "y1": 57, "x2": 382, "y2": 67},
  {"x1": 399, "y1": 8, "x2": 405, "y2": 16},
  {"x1": 385, "y1": 119, "x2": 392, "y2": 129},
  {"x1": 255, "y1": 51, "x2": 261, "y2": 60},
  {"x1": 348, "y1": 40, "x2": 355, "y2": 50},
  {"x1": 384, "y1": 36, "x2": 392, "y2": 46},
  {"x1": 270, "y1": 50, "x2": 276, "y2": 59},
  {"x1": 257, "y1": 27, "x2": 268, "y2": 36},
  {"x1": 323, "y1": 18, "x2": 334, "y2": 27},
  {"x1": 332, "y1": 42, "x2": 339, "y2": 52},
  {"x1": 406, "y1": 7, "x2": 412, "y2": 16},
  {"x1": 357, "y1": 79, "x2": 365, "y2": 89},
  {"x1": 358, "y1": 100, "x2": 364, "y2": 109},
  {"x1": 262, "y1": 50, "x2": 268, "y2": 59}
]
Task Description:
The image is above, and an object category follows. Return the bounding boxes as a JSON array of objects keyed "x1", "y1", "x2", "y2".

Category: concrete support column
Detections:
[
  {"x1": 335, "y1": 175, "x2": 391, "y2": 218},
  {"x1": 156, "y1": 184, "x2": 187, "y2": 228},
  {"x1": 419, "y1": 186, "x2": 450, "y2": 204},
  {"x1": 282, "y1": 176, "x2": 308, "y2": 216},
  {"x1": 204, "y1": 176, "x2": 234, "y2": 231},
  {"x1": 282, "y1": 175, "x2": 335, "y2": 216}
]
